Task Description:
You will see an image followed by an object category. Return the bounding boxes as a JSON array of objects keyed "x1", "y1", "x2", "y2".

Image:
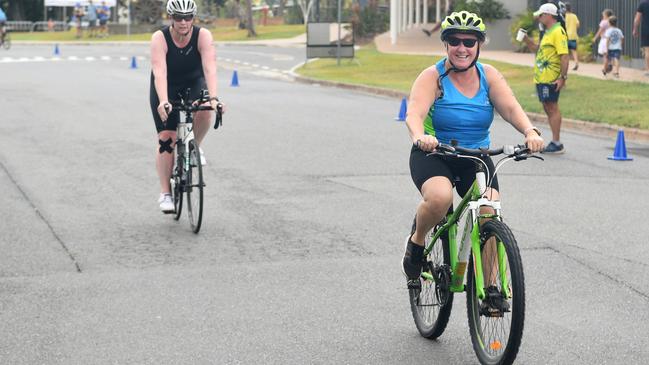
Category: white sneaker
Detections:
[
  {"x1": 199, "y1": 147, "x2": 207, "y2": 165},
  {"x1": 158, "y1": 193, "x2": 174, "y2": 213}
]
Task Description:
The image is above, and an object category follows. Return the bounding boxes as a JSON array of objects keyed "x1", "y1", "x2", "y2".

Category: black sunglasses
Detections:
[
  {"x1": 172, "y1": 14, "x2": 194, "y2": 21},
  {"x1": 446, "y1": 37, "x2": 478, "y2": 48}
]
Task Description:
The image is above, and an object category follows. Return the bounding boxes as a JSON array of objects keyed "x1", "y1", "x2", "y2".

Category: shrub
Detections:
[
  {"x1": 452, "y1": 0, "x2": 510, "y2": 22},
  {"x1": 509, "y1": 10, "x2": 536, "y2": 52}
]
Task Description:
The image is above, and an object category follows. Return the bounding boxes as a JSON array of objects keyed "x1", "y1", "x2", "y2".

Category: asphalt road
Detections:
[{"x1": 1, "y1": 44, "x2": 649, "y2": 364}]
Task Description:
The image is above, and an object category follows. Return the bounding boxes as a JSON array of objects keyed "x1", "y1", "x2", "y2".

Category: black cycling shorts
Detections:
[
  {"x1": 642, "y1": 33, "x2": 649, "y2": 47},
  {"x1": 150, "y1": 75, "x2": 207, "y2": 133},
  {"x1": 409, "y1": 144, "x2": 499, "y2": 196}
]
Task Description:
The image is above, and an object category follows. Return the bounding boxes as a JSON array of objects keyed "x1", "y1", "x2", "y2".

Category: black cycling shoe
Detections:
[
  {"x1": 480, "y1": 285, "x2": 511, "y2": 317},
  {"x1": 402, "y1": 236, "x2": 425, "y2": 289}
]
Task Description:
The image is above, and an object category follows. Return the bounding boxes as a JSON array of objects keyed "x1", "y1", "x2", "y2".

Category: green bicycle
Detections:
[{"x1": 408, "y1": 142, "x2": 542, "y2": 365}]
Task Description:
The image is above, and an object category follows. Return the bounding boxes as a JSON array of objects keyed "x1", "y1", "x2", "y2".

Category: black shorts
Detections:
[
  {"x1": 536, "y1": 83, "x2": 560, "y2": 103},
  {"x1": 642, "y1": 33, "x2": 649, "y2": 47},
  {"x1": 409, "y1": 144, "x2": 499, "y2": 196},
  {"x1": 150, "y1": 75, "x2": 207, "y2": 133},
  {"x1": 567, "y1": 40, "x2": 577, "y2": 50}
]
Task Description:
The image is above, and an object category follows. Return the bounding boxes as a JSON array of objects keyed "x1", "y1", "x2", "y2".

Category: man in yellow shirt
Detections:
[
  {"x1": 564, "y1": 2, "x2": 580, "y2": 70},
  {"x1": 523, "y1": 2, "x2": 569, "y2": 154}
]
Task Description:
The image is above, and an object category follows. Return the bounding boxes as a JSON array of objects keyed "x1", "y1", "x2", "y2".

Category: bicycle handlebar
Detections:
[
  {"x1": 433, "y1": 142, "x2": 542, "y2": 162},
  {"x1": 167, "y1": 88, "x2": 224, "y2": 129}
]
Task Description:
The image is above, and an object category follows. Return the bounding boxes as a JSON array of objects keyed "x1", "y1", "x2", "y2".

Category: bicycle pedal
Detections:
[{"x1": 407, "y1": 279, "x2": 421, "y2": 290}]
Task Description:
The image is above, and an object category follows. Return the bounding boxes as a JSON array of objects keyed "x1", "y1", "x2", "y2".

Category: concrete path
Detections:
[{"x1": 375, "y1": 26, "x2": 649, "y2": 84}]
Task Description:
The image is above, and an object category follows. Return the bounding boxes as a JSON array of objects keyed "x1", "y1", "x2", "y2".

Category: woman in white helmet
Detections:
[{"x1": 150, "y1": 0, "x2": 221, "y2": 213}]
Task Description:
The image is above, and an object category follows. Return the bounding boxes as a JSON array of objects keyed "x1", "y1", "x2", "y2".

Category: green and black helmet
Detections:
[{"x1": 440, "y1": 11, "x2": 487, "y2": 42}]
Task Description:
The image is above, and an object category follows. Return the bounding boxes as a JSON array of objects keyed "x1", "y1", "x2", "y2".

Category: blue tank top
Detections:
[{"x1": 424, "y1": 59, "x2": 494, "y2": 149}]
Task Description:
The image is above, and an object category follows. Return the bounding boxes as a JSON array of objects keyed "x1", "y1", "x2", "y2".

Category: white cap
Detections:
[{"x1": 533, "y1": 3, "x2": 558, "y2": 17}]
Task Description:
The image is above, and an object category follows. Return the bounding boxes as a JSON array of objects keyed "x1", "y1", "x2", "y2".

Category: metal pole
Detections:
[
  {"x1": 336, "y1": 0, "x2": 341, "y2": 66},
  {"x1": 127, "y1": 0, "x2": 131, "y2": 37}
]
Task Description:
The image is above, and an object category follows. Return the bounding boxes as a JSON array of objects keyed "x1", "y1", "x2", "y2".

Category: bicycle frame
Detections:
[
  {"x1": 176, "y1": 112, "x2": 196, "y2": 177},
  {"x1": 421, "y1": 166, "x2": 510, "y2": 301}
]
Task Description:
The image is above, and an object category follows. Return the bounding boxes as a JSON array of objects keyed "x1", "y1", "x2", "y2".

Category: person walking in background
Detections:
[
  {"x1": 98, "y1": 1, "x2": 111, "y2": 37},
  {"x1": 633, "y1": 0, "x2": 649, "y2": 76},
  {"x1": 86, "y1": 0, "x2": 98, "y2": 38},
  {"x1": 564, "y1": 2, "x2": 580, "y2": 70},
  {"x1": 604, "y1": 16, "x2": 624, "y2": 78},
  {"x1": 522, "y1": 2, "x2": 569, "y2": 154},
  {"x1": 73, "y1": 2, "x2": 85, "y2": 39},
  {"x1": 0, "y1": 6, "x2": 7, "y2": 45},
  {"x1": 594, "y1": 9, "x2": 613, "y2": 74}
]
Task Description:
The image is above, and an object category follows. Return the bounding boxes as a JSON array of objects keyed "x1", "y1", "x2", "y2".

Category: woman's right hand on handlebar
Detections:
[
  {"x1": 414, "y1": 134, "x2": 438, "y2": 152},
  {"x1": 157, "y1": 101, "x2": 172, "y2": 122}
]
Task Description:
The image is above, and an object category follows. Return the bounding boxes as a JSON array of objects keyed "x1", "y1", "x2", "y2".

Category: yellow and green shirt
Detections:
[
  {"x1": 565, "y1": 12, "x2": 579, "y2": 40},
  {"x1": 534, "y1": 23, "x2": 568, "y2": 84}
]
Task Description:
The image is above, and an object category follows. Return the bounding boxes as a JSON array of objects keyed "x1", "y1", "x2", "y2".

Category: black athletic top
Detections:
[
  {"x1": 161, "y1": 25, "x2": 203, "y2": 84},
  {"x1": 639, "y1": 1, "x2": 649, "y2": 35}
]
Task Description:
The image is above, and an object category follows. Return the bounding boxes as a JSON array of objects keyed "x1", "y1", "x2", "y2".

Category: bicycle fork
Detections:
[{"x1": 449, "y1": 204, "x2": 507, "y2": 301}]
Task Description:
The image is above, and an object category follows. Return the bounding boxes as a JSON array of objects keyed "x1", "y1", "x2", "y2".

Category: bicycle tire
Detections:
[
  {"x1": 186, "y1": 140, "x2": 203, "y2": 233},
  {"x1": 466, "y1": 220, "x2": 525, "y2": 365},
  {"x1": 172, "y1": 142, "x2": 184, "y2": 220},
  {"x1": 2, "y1": 35, "x2": 10, "y2": 50},
  {"x1": 409, "y1": 218, "x2": 454, "y2": 339}
]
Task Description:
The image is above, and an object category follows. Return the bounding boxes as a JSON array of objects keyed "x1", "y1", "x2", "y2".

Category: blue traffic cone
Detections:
[
  {"x1": 608, "y1": 129, "x2": 633, "y2": 161},
  {"x1": 54, "y1": 44, "x2": 60, "y2": 56},
  {"x1": 395, "y1": 97, "x2": 407, "y2": 121},
  {"x1": 130, "y1": 56, "x2": 138, "y2": 69},
  {"x1": 230, "y1": 70, "x2": 239, "y2": 87}
]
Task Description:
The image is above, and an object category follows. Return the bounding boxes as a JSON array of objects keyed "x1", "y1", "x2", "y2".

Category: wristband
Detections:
[{"x1": 524, "y1": 126, "x2": 541, "y2": 137}]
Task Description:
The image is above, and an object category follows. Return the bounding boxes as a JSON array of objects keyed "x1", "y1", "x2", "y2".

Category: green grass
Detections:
[
  {"x1": 297, "y1": 46, "x2": 649, "y2": 129},
  {"x1": 10, "y1": 24, "x2": 305, "y2": 42}
]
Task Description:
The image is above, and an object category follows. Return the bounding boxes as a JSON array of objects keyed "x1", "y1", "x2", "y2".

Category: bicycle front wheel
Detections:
[
  {"x1": 467, "y1": 220, "x2": 525, "y2": 365},
  {"x1": 409, "y1": 220, "x2": 454, "y2": 339},
  {"x1": 186, "y1": 140, "x2": 203, "y2": 233},
  {"x1": 2, "y1": 35, "x2": 10, "y2": 50},
  {"x1": 172, "y1": 142, "x2": 184, "y2": 220}
]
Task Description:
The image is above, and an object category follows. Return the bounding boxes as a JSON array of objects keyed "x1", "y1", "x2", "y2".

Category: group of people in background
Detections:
[
  {"x1": 567, "y1": 0, "x2": 649, "y2": 78},
  {"x1": 594, "y1": 8, "x2": 624, "y2": 78},
  {"x1": 73, "y1": 1, "x2": 111, "y2": 38}
]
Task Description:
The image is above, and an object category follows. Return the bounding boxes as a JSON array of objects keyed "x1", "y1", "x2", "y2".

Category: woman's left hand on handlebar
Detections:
[
  {"x1": 524, "y1": 131, "x2": 544, "y2": 153},
  {"x1": 210, "y1": 99, "x2": 225, "y2": 113}
]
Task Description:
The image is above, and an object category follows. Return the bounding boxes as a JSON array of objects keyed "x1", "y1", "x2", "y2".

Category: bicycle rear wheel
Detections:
[
  {"x1": 467, "y1": 220, "x2": 525, "y2": 365},
  {"x1": 186, "y1": 140, "x2": 203, "y2": 233},
  {"x1": 172, "y1": 142, "x2": 184, "y2": 220},
  {"x1": 409, "y1": 219, "x2": 454, "y2": 339}
]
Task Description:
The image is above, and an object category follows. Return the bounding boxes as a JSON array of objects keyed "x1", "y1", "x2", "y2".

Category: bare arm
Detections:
[
  {"x1": 197, "y1": 28, "x2": 218, "y2": 105},
  {"x1": 405, "y1": 65, "x2": 439, "y2": 151},
  {"x1": 553, "y1": 54, "x2": 569, "y2": 91},
  {"x1": 484, "y1": 65, "x2": 544, "y2": 152},
  {"x1": 633, "y1": 12, "x2": 642, "y2": 38},
  {"x1": 150, "y1": 31, "x2": 170, "y2": 120},
  {"x1": 522, "y1": 33, "x2": 538, "y2": 52}
]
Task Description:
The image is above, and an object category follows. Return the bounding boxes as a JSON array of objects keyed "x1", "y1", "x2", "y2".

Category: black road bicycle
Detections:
[{"x1": 168, "y1": 88, "x2": 223, "y2": 233}]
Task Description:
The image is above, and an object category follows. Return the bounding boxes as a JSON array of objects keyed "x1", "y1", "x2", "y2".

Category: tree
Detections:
[
  {"x1": 2, "y1": 0, "x2": 43, "y2": 21},
  {"x1": 296, "y1": 0, "x2": 314, "y2": 23},
  {"x1": 244, "y1": 0, "x2": 256, "y2": 36}
]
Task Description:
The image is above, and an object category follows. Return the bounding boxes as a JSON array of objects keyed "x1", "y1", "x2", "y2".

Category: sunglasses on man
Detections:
[
  {"x1": 446, "y1": 37, "x2": 478, "y2": 48},
  {"x1": 172, "y1": 14, "x2": 194, "y2": 22}
]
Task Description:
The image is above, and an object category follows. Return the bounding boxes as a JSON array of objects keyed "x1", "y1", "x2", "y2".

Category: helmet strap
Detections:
[{"x1": 444, "y1": 43, "x2": 480, "y2": 73}]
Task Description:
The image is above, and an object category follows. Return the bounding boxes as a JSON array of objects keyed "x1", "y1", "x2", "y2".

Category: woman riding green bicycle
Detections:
[{"x1": 403, "y1": 6, "x2": 545, "y2": 323}]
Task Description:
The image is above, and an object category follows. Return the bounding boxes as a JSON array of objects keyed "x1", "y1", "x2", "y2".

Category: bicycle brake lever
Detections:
[{"x1": 213, "y1": 104, "x2": 223, "y2": 129}]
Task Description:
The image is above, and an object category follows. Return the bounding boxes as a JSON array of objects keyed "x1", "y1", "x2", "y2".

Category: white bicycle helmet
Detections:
[{"x1": 166, "y1": 0, "x2": 197, "y2": 15}]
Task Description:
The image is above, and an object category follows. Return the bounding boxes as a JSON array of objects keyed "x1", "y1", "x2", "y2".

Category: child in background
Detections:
[
  {"x1": 595, "y1": 9, "x2": 614, "y2": 74},
  {"x1": 605, "y1": 16, "x2": 624, "y2": 78}
]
